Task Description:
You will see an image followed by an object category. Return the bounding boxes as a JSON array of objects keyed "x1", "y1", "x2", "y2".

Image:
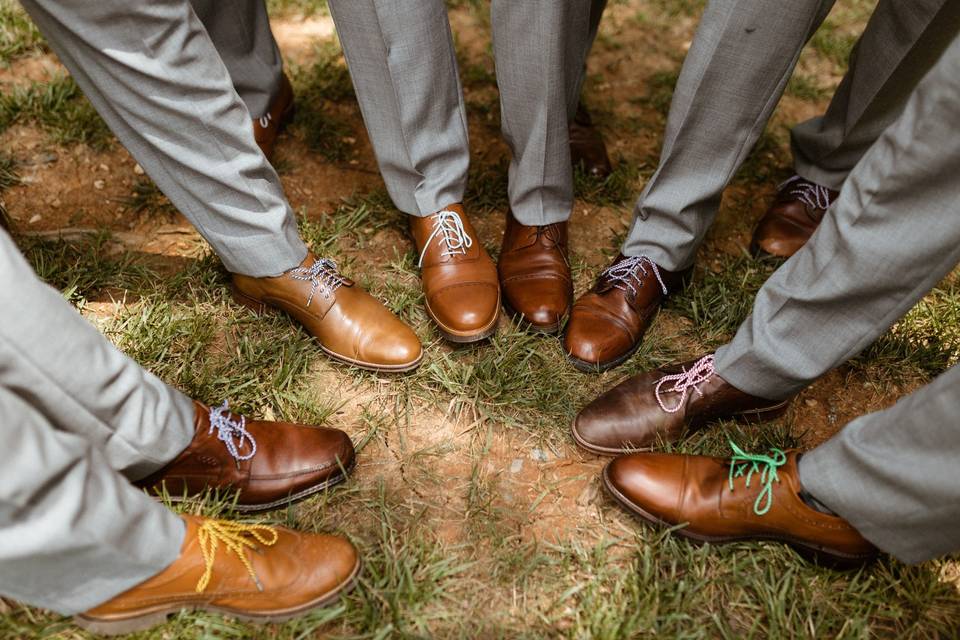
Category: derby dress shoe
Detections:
[
  {"x1": 573, "y1": 354, "x2": 789, "y2": 454},
  {"x1": 253, "y1": 73, "x2": 295, "y2": 161},
  {"x1": 564, "y1": 254, "x2": 686, "y2": 372},
  {"x1": 232, "y1": 252, "x2": 423, "y2": 372},
  {"x1": 569, "y1": 101, "x2": 612, "y2": 178},
  {"x1": 410, "y1": 204, "x2": 500, "y2": 343},
  {"x1": 76, "y1": 515, "x2": 360, "y2": 635},
  {"x1": 751, "y1": 175, "x2": 839, "y2": 258},
  {"x1": 498, "y1": 212, "x2": 572, "y2": 333},
  {"x1": 138, "y1": 401, "x2": 355, "y2": 511},
  {"x1": 603, "y1": 446, "x2": 878, "y2": 565}
]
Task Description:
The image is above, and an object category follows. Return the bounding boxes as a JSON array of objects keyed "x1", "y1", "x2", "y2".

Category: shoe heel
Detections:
[{"x1": 231, "y1": 285, "x2": 267, "y2": 314}]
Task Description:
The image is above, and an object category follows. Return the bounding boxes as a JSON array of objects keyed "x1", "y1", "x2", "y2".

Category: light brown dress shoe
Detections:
[
  {"x1": 570, "y1": 101, "x2": 613, "y2": 179},
  {"x1": 232, "y1": 253, "x2": 423, "y2": 372},
  {"x1": 750, "y1": 175, "x2": 839, "y2": 258},
  {"x1": 253, "y1": 73, "x2": 295, "y2": 161},
  {"x1": 603, "y1": 447, "x2": 878, "y2": 566},
  {"x1": 75, "y1": 515, "x2": 360, "y2": 635},
  {"x1": 410, "y1": 204, "x2": 500, "y2": 343},
  {"x1": 498, "y1": 212, "x2": 572, "y2": 334},
  {"x1": 564, "y1": 254, "x2": 686, "y2": 372},
  {"x1": 572, "y1": 354, "x2": 789, "y2": 455},
  {"x1": 138, "y1": 401, "x2": 355, "y2": 512}
]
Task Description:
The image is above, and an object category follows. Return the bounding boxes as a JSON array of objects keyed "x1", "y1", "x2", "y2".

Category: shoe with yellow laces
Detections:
[{"x1": 75, "y1": 515, "x2": 360, "y2": 635}]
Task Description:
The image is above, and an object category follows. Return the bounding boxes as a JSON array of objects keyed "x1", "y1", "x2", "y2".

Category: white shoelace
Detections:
[
  {"x1": 418, "y1": 210, "x2": 473, "y2": 267},
  {"x1": 208, "y1": 401, "x2": 257, "y2": 462},
  {"x1": 654, "y1": 354, "x2": 716, "y2": 413},
  {"x1": 258, "y1": 112, "x2": 273, "y2": 129},
  {"x1": 601, "y1": 255, "x2": 668, "y2": 296},
  {"x1": 780, "y1": 175, "x2": 834, "y2": 210},
  {"x1": 289, "y1": 258, "x2": 346, "y2": 307}
]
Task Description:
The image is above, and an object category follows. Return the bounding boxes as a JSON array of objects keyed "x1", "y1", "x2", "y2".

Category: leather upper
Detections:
[
  {"x1": 752, "y1": 178, "x2": 839, "y2": 258},
  {"x1": 253, "y1": 73, "x2": 294, "y2": 160},
  {"x1": 569, "y1": 102, "x2": 612, "y2": 178}
]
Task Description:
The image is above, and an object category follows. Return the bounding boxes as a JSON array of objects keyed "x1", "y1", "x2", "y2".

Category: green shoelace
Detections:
[{"x1": 727, "y1": 441, "x2": 787, "y2": 516}]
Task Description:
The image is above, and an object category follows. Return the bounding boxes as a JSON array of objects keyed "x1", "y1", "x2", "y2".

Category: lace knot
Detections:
[
  {"x1": 418, "y1": 210, "x2": 473, "y2": 267},
  {"x1": 601, "y1": 255, "x2": 668, "y2": 297},
  {"x1": 208, "y1": 401, "x2": 257, "y2": 462},
  {"x1": 727, "y1": 441, "x2": 788, "y2": 516},
  {"x1": 196, "y1": 519, "x2": 279, "y2": 593},
  {"x1": 780, "y1": 175, "x2": 834, "y2": 211},
  {"x1": 654, "y1": 354, "x2": 715, "y2": 413},
  {"x1": 289, "y1": 258, "x2": 346, "y2": 307}
]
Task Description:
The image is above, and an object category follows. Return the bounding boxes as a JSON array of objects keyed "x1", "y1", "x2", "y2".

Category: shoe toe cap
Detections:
[
  {"x1": 564, "y1": 313, "x2": 632, "y2": 366},
  {"x1": 430, "y1": 283, "x2": 499, "y2": 333},
  {"x1": 604, "y1": 453, "x2": 684, "y2": 523}
]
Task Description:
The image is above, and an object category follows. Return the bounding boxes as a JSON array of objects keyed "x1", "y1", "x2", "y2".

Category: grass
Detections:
[
  {"x1": 0, "y1": 0, "x2": 45, "y2": 66},
  {"x1": 0, "y1": 75, "x2": 112, "y2": 149},
  {"x1": 290, "y1": 42, "x2": 356, "y2": 162}
]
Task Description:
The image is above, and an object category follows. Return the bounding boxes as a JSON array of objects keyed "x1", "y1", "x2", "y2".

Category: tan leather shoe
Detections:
[
  {"x1": 570, "y1": 101, "x2": 612, "y2": 179},
  {"x1": 498, "y1": 212, "x2": 572, "y2": 334},
  {"x1": 75, "y1": 515, "x2": 360, "y2": 635},
  {"x1": 253, "y1": 73, "x2": 295, "y2": 161},
  {"x1": 573, "y1": 354, "x2": 789, "y2": 455},
  {"x1": 138, "y1": 401, "x2": 355, "y2": 512},
  {"x1": 603, "y1": 448, "x2": 878, "y2": 565},
  {"x1": 751, "y1": 175, "x2": 838, "y2": 258},
  {"x1": 564, "y1": 254, "x2": 686, "y2": 372},
  {"x1": 232, "y1": 253, "x2": 423, "y2": 372},
  {"x1": 410, "y1": 204, "x2": 500, "y2": 343}
]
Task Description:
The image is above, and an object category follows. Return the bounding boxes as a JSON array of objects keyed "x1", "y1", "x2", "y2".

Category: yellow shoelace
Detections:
[{"x1": 195, "y1": 519, "x2": 279, "y2": 593}]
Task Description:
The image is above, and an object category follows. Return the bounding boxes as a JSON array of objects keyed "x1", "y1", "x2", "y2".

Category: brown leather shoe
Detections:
[
  {"x1": 410, "y1": 204, "x2": 500, "y2": 343},
  {"x1": 253, "y1": 73, "x2": 295, "y2": 161},
  {"x1": 76, "y1": 515, "x2": 360, "y2": 635},
  {"x1": 138, "y1": 401, "x2": 355, "y2": 512},
  {"x1": 232, "y1": 252, "x2": 423, "y2": 372},
  {"x1": 751, "y1": 175, "x2": 839, "y2": 258},
  {"x1": 603, "y1": 448, "x2": 878, "y2": 565},
  {"x1": 573, "y1": 354, "x2": 789, "y2": 454},
  {"x1": 569, "y1": 101, "x2": 612, "y2": 178},
  {"x1": 564, "y1": 254, "x2": 685, "y2": 372},
  {"x1": 498, "y1": 212, "x2": 572, "y2": 333}
]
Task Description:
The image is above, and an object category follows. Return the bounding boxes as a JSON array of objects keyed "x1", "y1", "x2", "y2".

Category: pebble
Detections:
[
  {"x1": 28, "y1": 214, "x2": 42, "y2": 224},
  {"x1": 530, "y1": 448, "x2": 549, "y2": 463},
  {"x1": 93, "y1": 179, "x2": 105, "y2": 190},
  {"x1": 509, "y1": 459, "x2": 523, "y2": 474},
  {"x1": 133, "y1": 163, "x2": 145, "y2": 175}
]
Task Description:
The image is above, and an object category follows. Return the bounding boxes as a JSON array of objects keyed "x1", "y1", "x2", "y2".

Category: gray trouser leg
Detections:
[
  {"x1": 715, "y1": 37, "x2": 960, "y2": 400},
  {"x1": 19, "y1": 0, "x2": 306, "y2": 277},
  {"x1": 620, "y1": 0, "x2": 835, "y2": 270},
  {"x1": 327, "y1": 0, "x2": 469, "y2": 217},
  {"x1": 799, "y1": 363, "x2": 960, "y2": 564},
  {"x1": 491, "y1": 0, "x2": 591, "y2": 225},
  {"x1": 190, "y1": 0, "x2": 284, "y2": 118},
  {"x1": 792, "y1": 0, "x2": 959, "y2": 190}
]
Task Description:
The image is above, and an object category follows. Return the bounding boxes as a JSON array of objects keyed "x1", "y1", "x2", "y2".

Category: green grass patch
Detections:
[
  {"x1": 0, "y1": 0, "x2": 46, "y2": 66},
  {"x1": 290, "y1": 42, "x2": 355, "y2": 161},
  {"x1": 0, "y1": 75, "x2": 112, "y2": 149}
]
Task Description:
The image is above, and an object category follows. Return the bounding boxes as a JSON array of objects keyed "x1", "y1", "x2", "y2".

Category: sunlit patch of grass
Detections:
[
  {"x1": 0, "y1": 75, "x2": 112, "y2": 149},
  {"x1": 266, "y1": 0, "x2": 329, "y2": 17},
  {"x1": 786, "y1": 72, "x2": 828, "y2": 101},
  {"x1": 0, "y1": 0, "x2": 46, "y2": 66}
]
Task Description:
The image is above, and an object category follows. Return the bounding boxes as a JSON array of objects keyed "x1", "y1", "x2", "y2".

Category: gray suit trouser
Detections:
[
  {"x1": 621, "y1": 0, "x2": 957, "y2": 271},
  {"x1": 325, "y1": 0, "x2": 591, "y2": 225},
  {"x1": 716, "y1": 37, "x2": 960, "y2": 563},
  {"x1": 0, "y1": 230, "x2": 194, "y2": 614},
  {"x1": 18, "y1": 0, "x2": 306, "y2": 277}
]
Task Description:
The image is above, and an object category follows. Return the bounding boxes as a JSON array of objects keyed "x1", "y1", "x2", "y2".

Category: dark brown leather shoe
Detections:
[
  {"x1": 569, "y1": 101, "x2": 612, "y2": 178},
  {"x1": 751, "y1": 175, "x2": 838, "y2": 258},
  {"x1": 253, "y1": 73, "x2": 295, "y2": 161},
  {"x1": 603, "y1": 448, "x2": 878, "y2": 565},
  {"x1": 498, "y1": 212, "x2": 572, "y2": 334},
  {"x1": 564, "y1": 254, "x2": 685, "y2": 372},
  {"x1": 138, "y1": 401, "x2": 355, "y2": 512},
  {"x1": 76, "y1": 514, "x2": 360, "y2": 635},
  {"x1": 410, "y1": 204, "x2": 500, "y2": 343},
  {"x1": 232, "y1": 253, "x2": 423, "y2": 372},
  {"x1": 573, "y1": 354, "x2": 789, "y2": 454}
]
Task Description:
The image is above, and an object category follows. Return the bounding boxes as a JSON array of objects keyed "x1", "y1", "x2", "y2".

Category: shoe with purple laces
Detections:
[{"x1": 751, "y1": 175, "x2": 839, "y2": 258}]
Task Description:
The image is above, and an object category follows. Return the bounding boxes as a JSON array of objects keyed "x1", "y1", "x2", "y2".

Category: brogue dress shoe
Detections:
[
  {"x1": 573, "y1": 354, "x2": 789, "y2": 455},
  {"x1": 232, "y1": 252, "x2": 423, "y2": 372},
  {"x1": 564, "y1": 254, "x2": 685, "y2": 372},
  {"x1": 410, "y1": 204, "x2": 500, "y2": 343},
  {"x1": 498, "y1": 212, "x2": 572, "y2": 333},
  {"x1": 603, "y1": 446, "x2": 878, "y2": 565},
  {"x1": 76, "y1": 515, "x2": 360, "y2": 635},
  {"x1": 751, "y1": 175, "x2": 839, "y2": 258},
  {"x1": 138, "y1": 401, "x2": 356, "y2": 511},
  {"x1": 253, "y1": 72, "x2": 295, "y2": 161},
  {"x1": 569, "y1": 101, "x2": 613, "y2": 179}
]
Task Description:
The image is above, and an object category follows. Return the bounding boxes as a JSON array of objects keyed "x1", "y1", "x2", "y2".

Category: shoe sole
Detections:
[
  {"x1": 424, "y1": 294, "x2": 501, "y2": 344},
  {"x1": 231, "y1": 285, "x2": 424, "y2": 373},
  {"x1": 565, "y1": 335, "x2": 643, "y2": 374},
  {"x1": 73, "y1": 555, "x2": 362, "y2": 636},
  {"x1": 501, "y1": 298, "x2": 565, "y2": 335},
  {"x1": 601, "y1": 465, "x2": 876, "y2": 568},
  {"x1": 570, "y1": 400, "x2": 790, "y2": 456}
]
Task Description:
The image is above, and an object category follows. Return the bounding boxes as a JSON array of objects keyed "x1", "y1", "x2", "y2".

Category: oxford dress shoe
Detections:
[
  {"x1": 232, "y1": 252, "x2": 423, "y2": 372},
  {"x1": 603, "y1": 446, "x2": 878, "y2": 565},
  {"x1": 410, "y1": 204, "x2": 500, "y2": 343},
  {"x1": 76, "y1": 515, "x2": 360, "y2": 635},
  {"x1": 253, "y1": 72, "x2": 295, "y2": 161},
  {"x1": 138, "y1": 401, "x2": 355, "y2": 512},
  {"x1": 498, "y1": 212, "x2": 572, "y2": 333},
  {"x1": 569, "y1": 101, "x2": 613, "y2": 179},
  {"x1": 573, "y1": 354, "x2": 789, "y2": 455},
  {"x1": 564, "y1": 254, "x2": 686, "y2": 372},
  {"x1": 751, "y1": 175, "x2": 839, "y2": 258}
]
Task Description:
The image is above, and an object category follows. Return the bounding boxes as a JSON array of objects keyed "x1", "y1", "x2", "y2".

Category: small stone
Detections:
[
  {"x1": 93, "y1": 179, "x2": 105, "y2": 190},
  {"x1": 50, "y1": 198, "x2": 61, "y2": 208},
  {"x1": 509, "y1": 459, "x2": 523, "y2": 474},
  {"x1": 804, "y1": 399, "x2": 818, "y2": 407},
  {"x1": 530, "y1": 448, "x2": 549, "y2": 463},
  {"x1": 133, "y1": 163, "x2": 145, "y2": 175},
  {"x1": 28, "y1": 214, "x2": 42, "y2": 224},
  {"x1": 98, "y1": 163, "x2": 109, "y2": 172},
  {"x1": 576, "y1": 480, "x2": 599, "y2": 506}
]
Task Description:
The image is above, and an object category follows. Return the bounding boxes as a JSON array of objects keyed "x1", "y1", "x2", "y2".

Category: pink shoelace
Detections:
[{"x1": 654, "y1": 354, "x2": 716, "y2": 413}]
